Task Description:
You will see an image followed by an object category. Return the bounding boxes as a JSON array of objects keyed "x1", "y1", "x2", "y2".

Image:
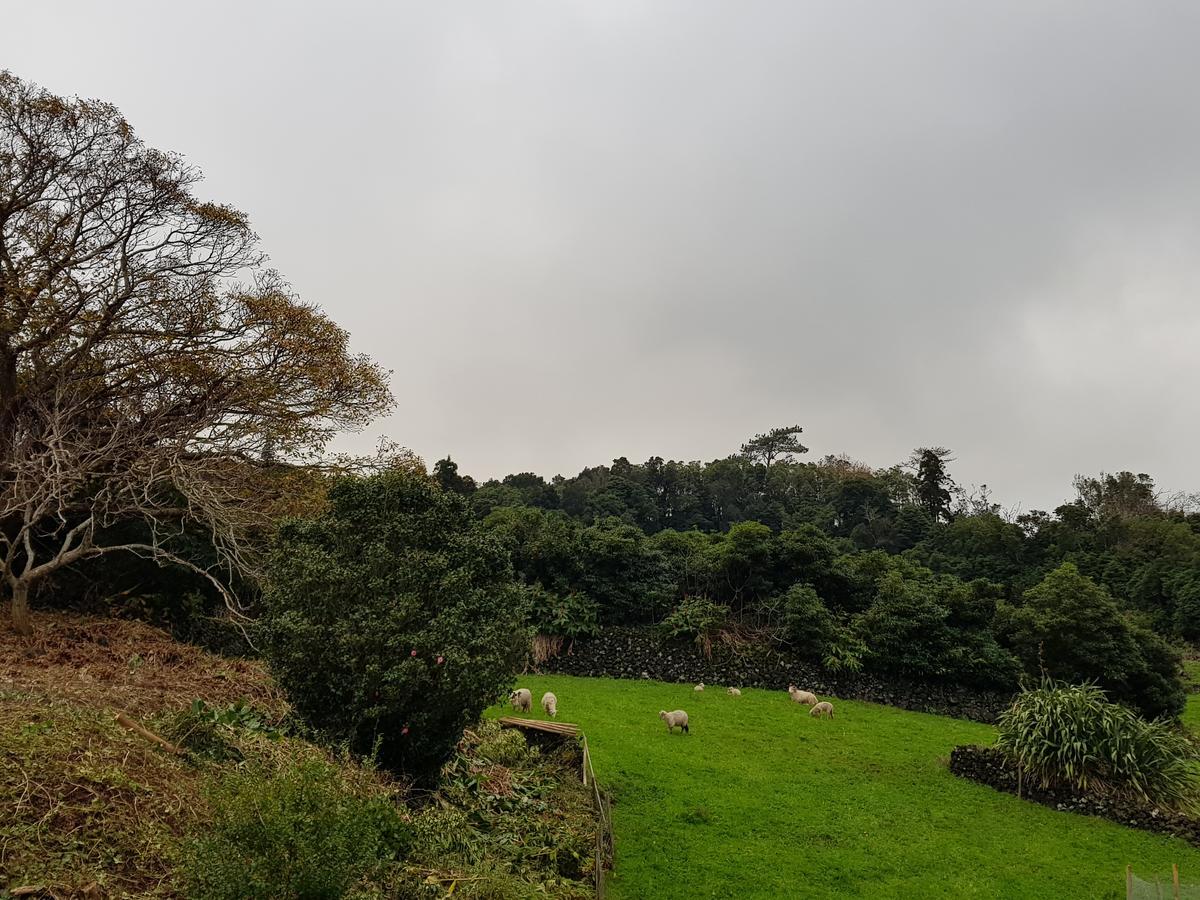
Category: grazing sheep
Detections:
[
  {"x1": 810, "y1": 701, "x2": 834, "y2": 719},
  {"x1": 509, "y1": 688, "x2": 532, "y2": 712},
  {"x1": 659, "y1": 709, "x2": 690, "y2": 733},
  {"x1": 788, "y1": 684, "x2": 818, "y2": 706},
  {"x1": 727, "y1": 687, "x2": 742, "y2": 697},
  {"x1": 694, "y1": 682, "x2": 705, "y2": 692},
  {"x1": 541, "y1": 691, "x2": 558, "y2": 718}
]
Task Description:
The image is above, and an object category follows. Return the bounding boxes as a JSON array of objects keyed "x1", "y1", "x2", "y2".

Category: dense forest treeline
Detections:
[
  {"x1": 35, "y1": 425, "x2": 1200, "y2": 721},
  {"x1": 423, "y1": 427, "x2": 1200, "y2": 720}
]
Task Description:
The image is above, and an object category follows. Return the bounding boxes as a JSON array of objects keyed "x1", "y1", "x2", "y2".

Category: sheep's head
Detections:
[{"x1": 658, "y1": 710, "x2": 668, "y2": 720}]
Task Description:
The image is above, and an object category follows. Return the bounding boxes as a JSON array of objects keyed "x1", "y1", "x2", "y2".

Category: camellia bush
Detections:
[
  {"x1": 262, "y1": 467, "x2": 530, "y2": 781},
  {"x1": 996, "y1": 680, "x2": 1200, "y2": 812}
]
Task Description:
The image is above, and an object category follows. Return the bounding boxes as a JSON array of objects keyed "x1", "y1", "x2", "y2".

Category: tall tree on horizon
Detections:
[
  {"x1": 912, "y1": 447, "x2": 956, "y2": 524},
  {"x1": 433, "y1": 456, "x2": 476, "y2": 495},
  {"x1": 740, "y1": 425, "x2": 809, "y2": 470}
]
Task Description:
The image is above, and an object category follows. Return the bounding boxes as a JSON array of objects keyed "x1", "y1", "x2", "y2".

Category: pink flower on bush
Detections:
[
  {"x1": 410, "y1": 649, "x2": 417, "y2": 657},
  {"x1": 401, "y1": 725, "x2": 410, "y2": 736},
  {"x1": 436, "y1": 656, "x2": 444, "y2": 665}
]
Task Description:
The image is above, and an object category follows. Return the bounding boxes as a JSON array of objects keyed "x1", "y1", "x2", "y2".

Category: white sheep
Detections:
[
  {"x1": 788, "y1": 684, "x2": 818, "y2": 706},
  {"x1": 810, "y1": 701, "x2": 834, "y2": 719},
  {"x1": 694, "y1": 682, "x2": 705, "y2": 692},
  {"x1": 541, "y1": 691, "x2": 558, "y2": 718},
  {"x1": 727, "y1": 687, "x2": 742, "y2": 697},
  {"x1": 659, "y1": 709, "x2": 689, "y2": 733},
  {"x1": 509, "y1": 688, "x2": 532, "y2": 712}
]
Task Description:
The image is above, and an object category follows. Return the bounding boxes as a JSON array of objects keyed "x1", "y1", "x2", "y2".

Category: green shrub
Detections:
[
  {"x1": 822, "y1": 628, "x2": 867, "y2": 674},
  {"x1": 527, "y1": 585, "x2": 600, "y2": 641},
  {"x1": 779, "y1": 583, "x2": 838, "y2": 660},
  {"x1": 996, "y1": 563, "x2": 1186, "y2": 719},
  {"x1": 660, "y1": 596, "x2": 729, "y2": 653},
  {"x1": 399, "y1": 721, "x2": 596, "y2": 897},
  {"x1": 162, "y1": 699, "x2": 283, "y2": 761},
  {"x1": 263, "y1": 469, "x2": 531, "y2": 782},
  {"x1": 853, "y1": 568, "x2": 1018, "y2": 688},
  {"x1": 995, "y1": 680, "x2": 1200, "y2": 812},
  {"x1": 181, "y1": 755, "x2": 411, "y2": 899}
]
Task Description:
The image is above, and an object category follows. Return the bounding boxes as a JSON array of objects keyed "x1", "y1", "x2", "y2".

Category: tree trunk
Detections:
[{"x1": 11, "y1": 580, "x2": 32, "y2": 636}]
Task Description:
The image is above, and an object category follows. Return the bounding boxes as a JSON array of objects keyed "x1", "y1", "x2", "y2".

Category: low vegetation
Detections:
[
  {"x1": 995, "y1": 681, "x2": 1200, "y2": 812},
  {"x1": 401, "y1": 721, "x2": 599, "y2": 898},
  {"x1": 0, "y1": 613, "x2": 598, "y2": 899},
  {"x1": 491, "y1": 674, "x2": 1200, "y2": 899},
  {"x1": 181, "y1": 755, "x2": 410, "y2": 900},
  {"x1": 0, "y1": 692, "x2": 202, "y2": 896}
]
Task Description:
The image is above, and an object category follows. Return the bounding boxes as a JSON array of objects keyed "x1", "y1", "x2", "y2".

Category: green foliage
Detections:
[
  {"x1": 779, "y1": 583, "x2": 838, "y2": 660},
  {"x1": 263, "y1": 469, "x2": 530, "y2": 781},
  {"x1": 912, "y1": 447, "x2": 955, "y2": 524},
  {"x1": 850, "y1": 560, "x2": 1019, "y2": 688},
  {"x1": 399, "y1": 720, "x2": 597, "y2": 898},
  {"x1": 822, "y1": 630, "x2": 868, "y2": 674},
  {"x1": 1074, "y1": 471, "x2": 1161, "y2": 521},
  {"x1": 660, "y1": 597, "x2": 730, "y2": 650},
  {"x1": 1172, "y1": 574, "x2": 1200, "y2": 642},
  {"x1": 483, "y1": 506, "x2": 585, "y2": 596},
  {"x1": 740, "y1": 424, "x2": 809, "y2": 468},
  {"x1": 996, "y1": 563, "x2": 1186, "y2": 719},
  {"x1": 995, "y1": 680, "x2": 1200, "y2": 811},
  {"x1": 527, "y1": 585, "x2": 600, "y2": 640},
  {"x1": 164, "y1": 699, "x2": 282, "y2": 761},
  {"x1": 412, "y1": 445, "x2": 1200, "y2": 722},
  {"x1": 433, "y1": 456, "x2": 476, "y2": 495},
  {"x1": 181, "y1": 755, "x2": 411, "y2": 899},
  {"x1": 580, "y1": 518, "x2": 671, "y2": 624}
]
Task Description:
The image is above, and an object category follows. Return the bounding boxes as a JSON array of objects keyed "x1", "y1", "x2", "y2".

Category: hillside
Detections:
[
  {"x1": 491, "y1": 674, "x2": 1200, "y2": 899},
  {"x1": 0, "y1": 613, "x2": 596, "y2": 898}
]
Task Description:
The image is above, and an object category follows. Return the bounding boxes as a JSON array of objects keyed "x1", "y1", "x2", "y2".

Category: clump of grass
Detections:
[
  {"x1": 531, "y1": 633, "x2": 566, "y2": 665},
  {"x1": 682, "y1": 805, "x2": 712, "y2": 825},
  {"x1": 159, "y1": 698, "x2": 284, "y2": 762},
  {"x1": 0, "y1": 691, "x2": 201, "y2": 897},
  {"x1": 996, "y1": 680, "x2": 1200, "y2": 812},
  {"x1": 180, "y1": 753, "x2": 411, "y2": 900}
]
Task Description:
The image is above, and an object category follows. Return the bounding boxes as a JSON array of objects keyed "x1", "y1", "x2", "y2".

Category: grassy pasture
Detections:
[{"x1": 491, "y1": 674, "x2": 1200, "y2": 899}]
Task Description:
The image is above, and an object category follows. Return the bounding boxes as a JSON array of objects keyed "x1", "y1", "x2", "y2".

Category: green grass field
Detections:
[
  {"x1": 1183, "y1": 660, "x2": 1200, "y2": 734},
  {"x1": 490, "y1": 675, "x2": 1200, "y2": 899}
]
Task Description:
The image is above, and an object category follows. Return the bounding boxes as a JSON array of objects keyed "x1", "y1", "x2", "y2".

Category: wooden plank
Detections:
[{"x1": 497, "y1": 716, "x2": 580, "y2": 736}]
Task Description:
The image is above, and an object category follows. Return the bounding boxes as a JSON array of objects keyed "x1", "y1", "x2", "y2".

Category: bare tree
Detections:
[{"x1": 0, "y1": 72, "x2": 393, "y2": 634}]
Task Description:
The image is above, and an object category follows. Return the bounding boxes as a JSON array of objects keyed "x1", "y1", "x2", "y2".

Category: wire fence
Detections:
[
  {"x1": 582, "y1": 735, "x2": 614, "y2": 898},
  {"x1": 1128, "y1": 865, "x2": 1198, "y2": 899}
]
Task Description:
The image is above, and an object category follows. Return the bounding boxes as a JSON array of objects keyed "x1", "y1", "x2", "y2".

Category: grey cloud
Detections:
[{"x1": 7, "y1": 0, "x2": 1200, "y2": 509}]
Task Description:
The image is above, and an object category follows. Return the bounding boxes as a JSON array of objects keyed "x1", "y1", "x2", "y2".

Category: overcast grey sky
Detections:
[{"x1": 7, "y1": 1, "x2": 1200, "y2": 511}]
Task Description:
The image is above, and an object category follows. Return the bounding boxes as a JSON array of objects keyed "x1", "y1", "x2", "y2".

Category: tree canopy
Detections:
[{"x1": 0, "y1": 72, "x2": 392, "y2": 633}]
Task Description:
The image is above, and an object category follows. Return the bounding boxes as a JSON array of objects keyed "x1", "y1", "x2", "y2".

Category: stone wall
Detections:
[
  {"x1": 949, "y1": 745, "x2": 1200, "y2": 847},
  {"x1": 538, "y1": 627, "x2": 1012, "y2": 723}
]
